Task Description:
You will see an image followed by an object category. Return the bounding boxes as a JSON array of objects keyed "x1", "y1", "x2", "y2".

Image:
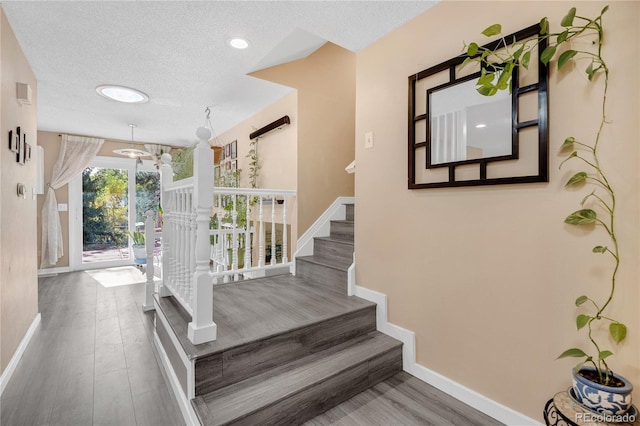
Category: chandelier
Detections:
[{"x1": 113, "y1": 124, "x2": 151, "y2": 158}]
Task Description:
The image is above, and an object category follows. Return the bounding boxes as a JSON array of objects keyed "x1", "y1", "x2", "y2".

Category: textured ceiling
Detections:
[{"x1": 2, "y1": 1, "x2": 437, "y2": 147}]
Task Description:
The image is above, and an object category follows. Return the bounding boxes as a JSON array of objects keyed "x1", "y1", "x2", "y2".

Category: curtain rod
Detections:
[
  {"x1": 249, "y1": 115, "x2": 290, "y2": 140},
  {"x1": 57, "y1": 133, "x2": 178, "y2": 149}
]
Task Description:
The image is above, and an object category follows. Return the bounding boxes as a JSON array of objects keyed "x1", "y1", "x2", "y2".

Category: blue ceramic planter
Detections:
[{"x1": 572, "y1": 367, "x2": 633, "y2": 416}]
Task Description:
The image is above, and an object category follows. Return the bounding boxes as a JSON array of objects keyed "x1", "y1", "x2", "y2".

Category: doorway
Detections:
[{"x1": 69, "y1": 156, "x2": 160, "y2": 270}]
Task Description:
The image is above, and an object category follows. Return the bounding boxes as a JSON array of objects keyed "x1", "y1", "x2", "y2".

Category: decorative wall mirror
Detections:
[{"x1": 408, "y1": 24, "x2": 549, "y2": 189}]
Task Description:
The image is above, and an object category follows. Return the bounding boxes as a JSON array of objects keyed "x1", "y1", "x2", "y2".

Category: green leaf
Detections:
[
  {"x1": 557, "y1": 348, "x2": 588, "y2": 359},
  {"x1": 513, "y1": 45, "x2": 524, "y2": 61},
  {"x1": 496, "y1": 64, "x2": 514, "y2": 91},
  {"x1": 541, "y1": 45, "x2": 557, "y2": 65},
  {"x1": 460, "y1": 56, "x2": 473, "y2": 70},
  {"x1": 575, "y1": 295, "x2": 588, "y2": 306},
  {"x1": 610, "y1": 323, "x2": 627, "y2": 344},
  {"x1": 565, "y1": 172, "x2": 587, "y2": 187},
  {"x1": 482, "y1": 24, "x2": 502, "y2": 37},
  {"x1": 601, "y1": 5, "x2": 609, "y2": 15},
  {"x1": 586, "y1": 62, "x2": 596, "y2": 81},
  {"x1": 478, "y1": 73, "x2": 495, "y2": 85},
  {"x1": 467, "y1": 43, "x2": 479, "y2": 57},
  {"x1": 576, "y1": 314, "x2": 590, "y2": 330},
  {"x1": 599, "y1": 350, "x2": 613, "y2": 360},
  {"x1": 561, "y1": 7, "x2": 577, "y2": 27},
  {"x1": 592, "y1": 246, "x2": 607, "y2": 254},
  {"x1": 560, "y1": 136, "x2": 576, "y2": 151},
  {"x1": 521, "y1": 51, "x2": 531, "y2": 69},
  {"x1": 539, "y1": 17, "x2": 549, "y2": 35},
  {"x1": 564, "y1": 209, "x2": 597, "y2": 225},
  {"x1": 557, "y1": 30, "x2": 569, "y2": 43},
  {"x1": 476, "y1": 85, "x2": 497, "y2": 96},
  {"x1": 559, "y1": 151, "x2": 578, "y2": 169},
  {"x1": 558, "y1": 50, "x2": 578, "y2": 70}
]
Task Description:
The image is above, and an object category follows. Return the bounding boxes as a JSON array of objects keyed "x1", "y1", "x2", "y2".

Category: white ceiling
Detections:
[{"x1": 2, "y1": 1, "x2": 437, "y2": 147}]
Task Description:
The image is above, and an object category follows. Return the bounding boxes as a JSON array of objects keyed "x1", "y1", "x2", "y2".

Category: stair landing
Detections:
[{"x1": 156, "y1": 274, "x2": 375, "y2": 361}]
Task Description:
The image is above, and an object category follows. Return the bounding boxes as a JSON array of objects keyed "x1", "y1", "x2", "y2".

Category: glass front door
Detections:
[
  {"x1": 81, "y1": 165, "x2": 130, "y2": 265},
  {"x1": 70, "y1": 157, "x2": 161, "y2": 270}
]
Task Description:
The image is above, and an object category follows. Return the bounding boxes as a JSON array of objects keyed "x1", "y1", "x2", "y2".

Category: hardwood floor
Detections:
[
  {"x1": 2, "y1": 269, "x2": 503, "y2": 426},
  {"x1": 1, "y1": 271, "x2": 184, "y2": 426},
  {"x1": 304, "y1": 372, "x2": 503, "y2": 426}
]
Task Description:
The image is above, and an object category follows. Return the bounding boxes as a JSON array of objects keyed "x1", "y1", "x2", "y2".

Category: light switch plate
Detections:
[
  {"x1": 58, "y1": 203, "x2": 68, "y2": 211},
  {"x1": 364, "y1": 131, "x2": 374, "y2": 149}
]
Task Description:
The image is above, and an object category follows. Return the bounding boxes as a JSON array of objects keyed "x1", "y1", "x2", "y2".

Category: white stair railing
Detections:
[
  {"x1": 159, "y1": 142, "x2": 217, "y2": 345},
  {"x1": 210, "y1": 188, "x2": 296, "y2": 283},
  {"x1": 157, "y1": 144, "x2": 295, "y2": 345}
]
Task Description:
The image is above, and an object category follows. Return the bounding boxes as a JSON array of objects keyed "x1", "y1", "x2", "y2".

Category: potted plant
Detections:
[
  {"x1": 128, "y1": 230, "x2": 147, "y2": 263},
  {"x1": 464, "y1": 5, "x2": 633, "y2": 416}
]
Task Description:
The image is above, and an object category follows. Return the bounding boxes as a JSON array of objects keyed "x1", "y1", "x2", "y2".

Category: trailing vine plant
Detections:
[
  {"x1": 464, "y1": 5, "x2": 626, "y2": 385},
  {"x1": 246, "y1": 137, "x2": 261, "y2": 189}
]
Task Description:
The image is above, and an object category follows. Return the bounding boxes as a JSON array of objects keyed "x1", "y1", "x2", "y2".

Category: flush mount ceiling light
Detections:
[
  {"x1": 228, "y1": 37, "x2": 249, "y2": 49},
  {"x1": 113, "y1": 124, "x2": 151, "y2": 158},
  {"x1": 96, "y1": 85, "x2": 149, "y2": 104}
]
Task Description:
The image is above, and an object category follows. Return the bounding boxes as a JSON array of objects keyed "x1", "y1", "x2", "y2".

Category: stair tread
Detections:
[
  {"x1": 331, "y1": 219, "x2": 354, "y2": 224},
  {"x1": 297, "y1": 254, "x2": 353, "y2": 271},
  {"x1": 194, "y1": 331, "x2": 401, "y2": 425},
  {"x1": 314, "y1": 235, "x2": 354, "y2": 245}
]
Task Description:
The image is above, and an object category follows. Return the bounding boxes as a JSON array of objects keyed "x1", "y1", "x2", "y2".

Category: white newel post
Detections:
[
  {"x1": 187, "y1": 141, "x2": 217, "y2": 344},
  {"x1": 159, "y1": 155, "x2": 173, "y2": 298},
  {"x1": 143, "y1": 210, "x2": 155, "y2": 311}
]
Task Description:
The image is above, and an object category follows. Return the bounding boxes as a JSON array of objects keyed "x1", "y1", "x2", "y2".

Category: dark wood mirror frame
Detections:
[{"x1": 408, "y1": 24, "x2": 549, "y2": 189}]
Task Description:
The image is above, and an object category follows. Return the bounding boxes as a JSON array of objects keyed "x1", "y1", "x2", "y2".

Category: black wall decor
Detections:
[{"x1": 408, "y1": 24, "x2": 549, "y2": 189}]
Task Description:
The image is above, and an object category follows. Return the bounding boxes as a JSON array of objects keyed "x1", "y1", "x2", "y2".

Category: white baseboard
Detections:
[
  {"x1": 353, "y1": 284, "x2": 541, "y2": 426},
  {"x1": 0, "y1": 313, "x2": 41, "y2": 395},
  {"x1": 37, "y1": 266, "x2": 70, "y2": 276},
  {"x1": 154, "y1": 332, "x2": 200, "y2": 426}
]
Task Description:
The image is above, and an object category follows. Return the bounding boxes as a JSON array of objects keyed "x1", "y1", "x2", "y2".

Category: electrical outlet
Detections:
[{"x1": 364, "y1": 131, "x2": 374, "y2": 149}]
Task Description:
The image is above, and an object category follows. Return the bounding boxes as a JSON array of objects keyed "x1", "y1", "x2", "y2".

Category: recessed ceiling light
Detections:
[
  {"x1": 228, "y1": 38, "x2": 249, "y2": 49},
  {"x1": 475, "y1": 123, "x2": 487, "y2": 128},
  {"x1": 96, "y1": 85, "x2": 149, "y2": 104}
]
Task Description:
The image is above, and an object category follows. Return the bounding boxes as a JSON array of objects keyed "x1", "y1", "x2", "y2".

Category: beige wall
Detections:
[
  {"x1": 251, "y1": 42, "x2": 355, "y2": 234},
  {"x1": 1, "y1": 7, "x2": 39, "y2": 374},
  {"x1": 36, "y1": 131, "x2": 154, "y2": 269},
  {"x1": 355, "y1": 1, "x2": 639, "y2": 421}
]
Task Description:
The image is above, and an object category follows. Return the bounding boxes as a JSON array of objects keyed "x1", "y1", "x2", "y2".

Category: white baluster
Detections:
[
  {"x1": 271, "y1": 196, "x2": 276, "y2": 266},
  {"x1": 189, "y1": 203, "x2": 196, "y2": 306},
  {"x1": 231, "y1": 194, "x2": 238, "y2": 274},
  {"x1": 159, "y1": 158, "x2": 173, "y2": 297},
  {"x1": 244, "y1": 194, "x2": 251, "y2": 269},
  {"x1": 282, "y1": 198, "x2": 288, "y2": 263},
  {"x1": 177, "y1": 191, "x2": 184, "y2": 299},
  {"x1": 143, "y1": 210, "x2": 155, "y2": 311},
  {"x1": 258, "y1": 197, "x2": 265, "y2": 267}
]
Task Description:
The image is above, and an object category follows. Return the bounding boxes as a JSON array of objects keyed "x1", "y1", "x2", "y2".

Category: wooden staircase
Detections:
[
  {"x1": 296, "y1": 204, "x2": 354, "y2": 295},
  {"x1": 154, "y1": 203, "x2": 403, "y2": 425}
]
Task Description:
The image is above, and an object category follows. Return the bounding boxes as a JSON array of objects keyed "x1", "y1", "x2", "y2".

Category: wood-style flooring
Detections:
[
  {"x1": 1, "y1": 271, "x2": 183, "y2": 426},
  {"x1": 305, "y1": 372, "x2": 503, "y2": 426},
  {"x1": 1, "y1": 270, "x2": 503, "y2": 426}
]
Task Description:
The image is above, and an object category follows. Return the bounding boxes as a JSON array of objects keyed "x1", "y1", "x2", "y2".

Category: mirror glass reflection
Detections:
[{"x1": 429, "y1": 78, "x2": 512, "y2": 166}]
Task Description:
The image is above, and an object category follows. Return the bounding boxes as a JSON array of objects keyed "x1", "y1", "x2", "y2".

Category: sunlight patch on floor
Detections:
[{"x1": 85, "y1": 266, "x2": 148, "y2": 288}]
